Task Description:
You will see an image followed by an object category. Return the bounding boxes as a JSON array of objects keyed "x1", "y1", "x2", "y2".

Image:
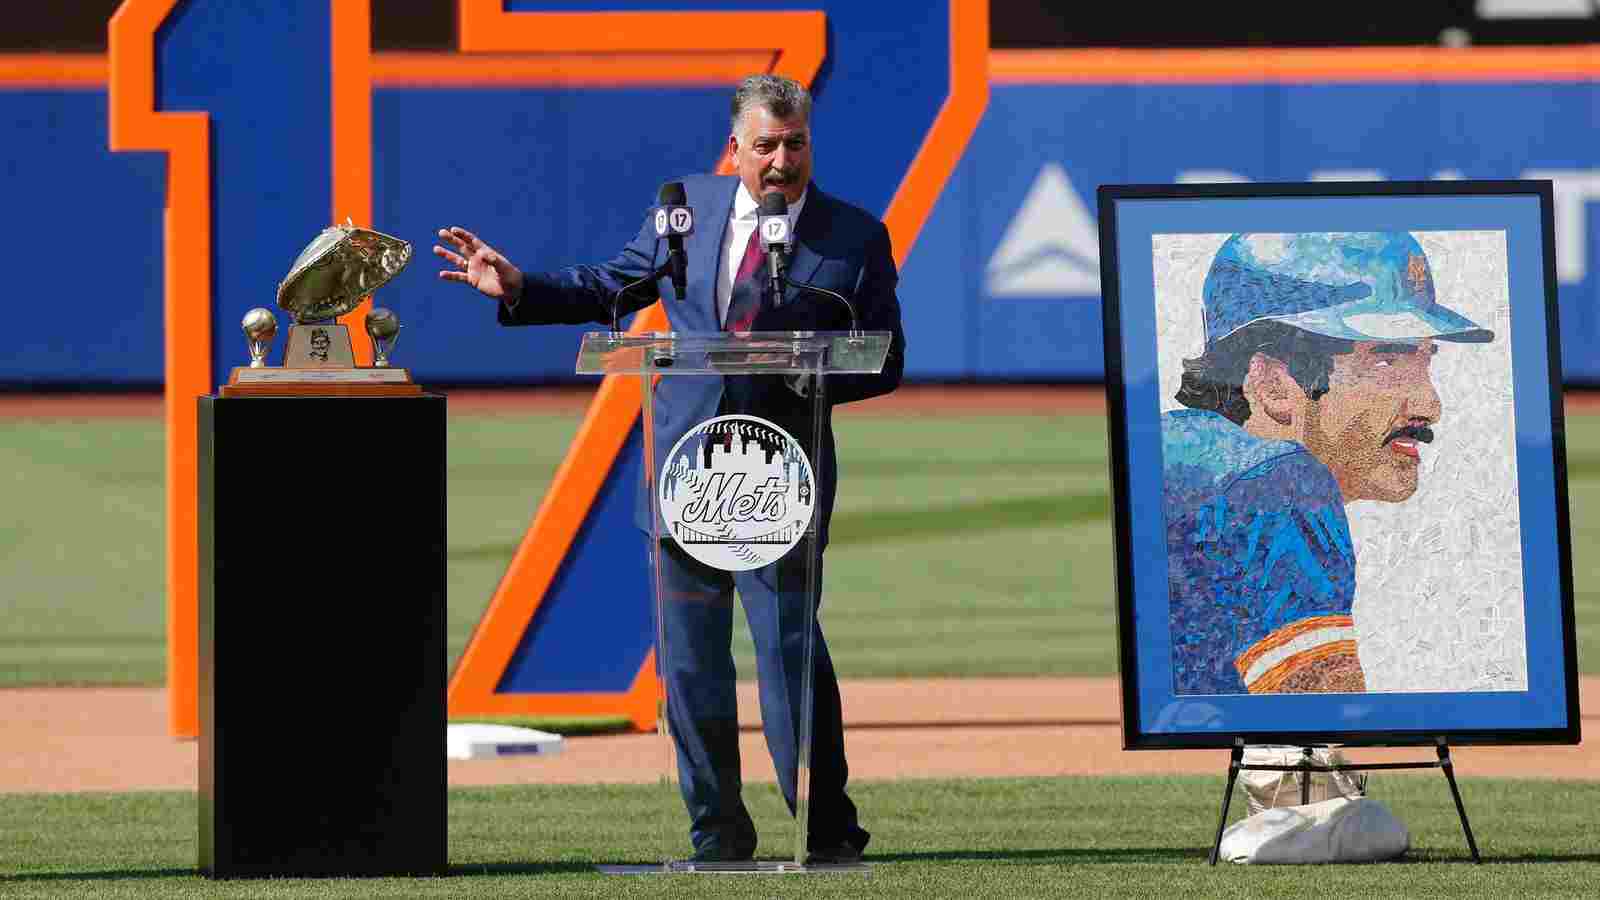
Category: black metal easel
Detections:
[{"x1": 1207, "y1": 737, "x2": 1480, "y2": 865}]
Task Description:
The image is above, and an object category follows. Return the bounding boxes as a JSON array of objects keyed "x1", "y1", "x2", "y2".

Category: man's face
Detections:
[
  {"x1": 728, "y1": 106, "x2": 811, "y2": 205},
  {"x1": 1300, "y1": 339, "x2": 1443, "y2": 503}
]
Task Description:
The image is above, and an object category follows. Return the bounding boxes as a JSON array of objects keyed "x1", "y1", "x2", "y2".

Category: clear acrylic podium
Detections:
[{"x1": 578, "y1": 330, "x2": 890, "y2": 873}]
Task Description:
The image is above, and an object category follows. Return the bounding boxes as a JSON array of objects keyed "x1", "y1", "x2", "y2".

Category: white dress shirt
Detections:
[{"x1": 717, "y1": 183, "x2": 807, "y2": 327}]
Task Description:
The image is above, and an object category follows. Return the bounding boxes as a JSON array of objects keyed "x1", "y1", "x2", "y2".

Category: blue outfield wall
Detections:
[
  {"x1": 899, "y1": 81, "x2": 1600, "y2": 381},
  {"x1": 4, "y1": 90, "x2": 166, "y2": 383},
  {"x1": 7, "y1": 77, "x2": 1600, "y2": 383}
]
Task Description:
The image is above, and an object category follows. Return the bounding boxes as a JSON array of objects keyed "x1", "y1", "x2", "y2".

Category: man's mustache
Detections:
[
  {"x1": 1381, "y1": 423, "x2": 1435, "y2": 446},
  {"x1": 764, "y1": 169, "x2": 798, "y2": 185}
]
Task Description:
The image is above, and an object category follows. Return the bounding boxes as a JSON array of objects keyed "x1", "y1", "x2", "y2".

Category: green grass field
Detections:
[
  {"x1": 3, "y1": 775, "x2": 1598, "y2": 897},
  {"x1": 2, "y1": 407, "x2": 1598, "y2": 686}
]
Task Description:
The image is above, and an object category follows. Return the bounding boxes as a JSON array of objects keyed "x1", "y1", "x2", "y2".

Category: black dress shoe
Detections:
[
  {"x1": 689, "y1": 821, "x2": 758, "y2": 863},
  {"x1": 689, "y1": 839, "x2": 756, "y2": 863},
  {"x1": 804, "y1": 839, "x2": 865, "y2": 865}
]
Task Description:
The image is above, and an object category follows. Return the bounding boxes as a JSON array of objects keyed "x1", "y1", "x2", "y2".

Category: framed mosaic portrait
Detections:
[{"x1": 1097, "y1": 181, "x2": 1579, "y2": 749}]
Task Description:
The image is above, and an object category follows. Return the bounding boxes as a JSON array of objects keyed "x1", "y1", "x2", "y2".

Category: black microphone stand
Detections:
[
  {"x1": 778, "y1": 274, "x2": 860, "y2": 333},
  {"x1": 608, "y1": 251, "x2": 680, "y2": 334}
]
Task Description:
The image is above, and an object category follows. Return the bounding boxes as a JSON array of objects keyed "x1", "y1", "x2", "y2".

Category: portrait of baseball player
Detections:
[{"x1": 1152, "y1": 231, "x2": 1530, "y2": 697}]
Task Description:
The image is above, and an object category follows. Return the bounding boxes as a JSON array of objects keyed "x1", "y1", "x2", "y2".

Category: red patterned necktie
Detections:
[{"x1": 722, "y1": 225, "x2": 767, "y2": 332}]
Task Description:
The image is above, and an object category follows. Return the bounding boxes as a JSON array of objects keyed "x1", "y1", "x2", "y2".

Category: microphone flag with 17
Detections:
[{"x1": 655, "y1": 182, "x2": 694, "y2": 301}]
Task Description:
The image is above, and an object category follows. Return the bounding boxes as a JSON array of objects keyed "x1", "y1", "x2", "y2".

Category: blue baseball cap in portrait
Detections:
[{"x1": 1201, "y1": 232, "x2": 1495, "y2": 349}]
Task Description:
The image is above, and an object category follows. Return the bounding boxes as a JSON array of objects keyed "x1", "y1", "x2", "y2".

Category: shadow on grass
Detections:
[
  {"x1": 869, "y1": 847, "x2": 1211, "y2": 865},
  {"x1": 451, "y1": 850, "x2": 1219, "y2": 874},
  {"x1": 876, "y1": 848, "x2": 1600, "y2": 867},
  {"x1": 2, "y1": 862, "x2": 602, "y2": 883},
  {"x1": 1, "y1": 868, "x2": 196, "y2": 883},
  {"x1": 1480, "y1": 853, "x2": 1600, "y2": 865},
  {"x1": 12, "y1": 851, "x2": 1594, "y2": 881},
  {"x1": 448, "y1": 861, "x2": 616, "y2": 877}
]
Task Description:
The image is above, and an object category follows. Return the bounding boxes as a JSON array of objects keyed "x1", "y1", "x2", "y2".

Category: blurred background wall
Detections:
[{"x1": 8, "y1": 0, "x2": 1600, "y2": 385}]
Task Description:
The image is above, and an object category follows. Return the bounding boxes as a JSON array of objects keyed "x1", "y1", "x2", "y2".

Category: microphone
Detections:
[
  {"x1": 612, "y1": 184, "x2": 692, "y2": 331},
  {"x1": 654, "y1": 182, "x2": 693, "y2": 301},
  {"x1": 755, "y1": 190, "x2": 860, "y2": 331},
  {"x1": 757, "y1": 191, "x2": 791, "y2": 302}
]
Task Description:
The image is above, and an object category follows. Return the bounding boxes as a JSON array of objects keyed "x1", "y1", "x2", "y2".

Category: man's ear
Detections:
[{"x1": 1243, "y1": 352, "x2": 1303, "y2": 427}]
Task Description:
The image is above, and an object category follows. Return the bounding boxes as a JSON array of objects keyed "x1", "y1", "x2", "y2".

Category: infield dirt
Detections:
[{"x1": 3, "y1": 678, "x2": 1597, "y2": 794}]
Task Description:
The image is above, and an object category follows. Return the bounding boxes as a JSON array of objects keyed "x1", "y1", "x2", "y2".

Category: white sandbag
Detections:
[
  {"x1": 1219, "y1": 796, "x2": 1410, "y2": 864},
  {"x1": 1239, "y1": 745, "x2": 1366, "y2": 815}
]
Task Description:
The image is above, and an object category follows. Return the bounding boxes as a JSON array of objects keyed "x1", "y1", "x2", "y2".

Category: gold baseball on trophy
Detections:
[
  {"x1": 365, "y1": 307, "x2": 399, "y2": 340},
  {"x1": 365, "y1": 307, "x2": 402, "y2": 368},
  {"x1": 241, "y1": 307, "x2": 278, "y2": 368}
]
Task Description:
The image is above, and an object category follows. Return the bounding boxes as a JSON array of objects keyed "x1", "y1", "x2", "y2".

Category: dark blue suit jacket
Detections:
[{"x1": 498, "y1": 173, "x2": 906, "y2": 545}]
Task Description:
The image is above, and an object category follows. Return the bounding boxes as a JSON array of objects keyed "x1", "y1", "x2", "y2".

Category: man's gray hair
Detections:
[{"x1": 730, "y1": 74, "x2": 812, "y2": 137}]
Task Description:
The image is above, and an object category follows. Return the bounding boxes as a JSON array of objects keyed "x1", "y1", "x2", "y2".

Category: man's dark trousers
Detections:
[{"x1": 653, "y1": 537, "x2": 866, "y2": 856}]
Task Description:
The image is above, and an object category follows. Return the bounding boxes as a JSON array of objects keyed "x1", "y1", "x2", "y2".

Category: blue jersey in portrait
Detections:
[{"x1": 1162, "y1": 409, "x2": 1358, "y2": 695}]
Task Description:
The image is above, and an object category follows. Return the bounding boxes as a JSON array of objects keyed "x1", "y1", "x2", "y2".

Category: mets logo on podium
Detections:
[{"x1": 659, "y1": 415, "x2": 816, "y2": 571}]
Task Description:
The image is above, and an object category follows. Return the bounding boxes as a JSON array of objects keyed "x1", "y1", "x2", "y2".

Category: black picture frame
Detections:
[{"x1": 1097, "y1": 180, "x2": 1579, "y2": 750}]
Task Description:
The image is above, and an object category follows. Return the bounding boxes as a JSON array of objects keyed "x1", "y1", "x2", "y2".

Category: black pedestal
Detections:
[{"x1": 198, "y1": 395, "x2": 447, "y2": 878}]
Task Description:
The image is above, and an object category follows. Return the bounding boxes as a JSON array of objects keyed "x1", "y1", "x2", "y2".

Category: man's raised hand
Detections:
[{"x1": 434, "y1": 226, "x2": 525, "y2": 302}]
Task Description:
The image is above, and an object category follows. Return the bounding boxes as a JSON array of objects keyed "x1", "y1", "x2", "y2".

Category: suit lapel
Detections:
[
  {"x1": 685, "y1": 177, "x2": 739, "y2": 328},
  {"x1": 782, "y1": 184, "x2": 828, "y2": 306}
]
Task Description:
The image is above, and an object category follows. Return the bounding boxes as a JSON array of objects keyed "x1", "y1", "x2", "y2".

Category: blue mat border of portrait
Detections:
[{"x1": 1108, "y1": 188, "x2": 1573, "y2": 741}]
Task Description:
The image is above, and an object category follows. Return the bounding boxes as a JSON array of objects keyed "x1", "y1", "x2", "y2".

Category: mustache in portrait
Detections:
[{"x1": 1381, "y1": 423, "x2": 1435, "y2": 447}]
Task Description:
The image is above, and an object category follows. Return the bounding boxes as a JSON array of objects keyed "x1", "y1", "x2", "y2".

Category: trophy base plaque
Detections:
[{"x1": 220, "y1": 366, "x2": 422, "y2": 397}]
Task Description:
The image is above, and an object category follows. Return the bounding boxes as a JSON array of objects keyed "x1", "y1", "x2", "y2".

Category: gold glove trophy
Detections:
[{"x1": 222, "y1": 222, "x2": 420, "y2": 396}]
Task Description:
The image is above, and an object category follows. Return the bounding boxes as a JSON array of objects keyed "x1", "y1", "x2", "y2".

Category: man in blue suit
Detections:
[{"x1": 435, "y1": 74, "x2": 904, "y2": 863}]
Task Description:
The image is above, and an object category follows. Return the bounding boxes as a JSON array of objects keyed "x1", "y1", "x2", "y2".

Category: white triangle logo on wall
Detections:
[{"x1": 985, "y1": 162, "x2": 1101, "y2": 298}]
